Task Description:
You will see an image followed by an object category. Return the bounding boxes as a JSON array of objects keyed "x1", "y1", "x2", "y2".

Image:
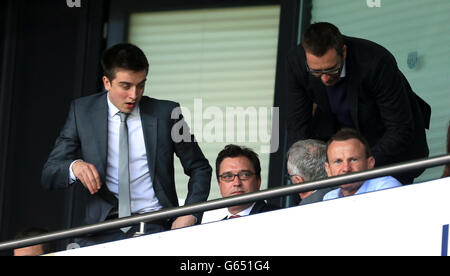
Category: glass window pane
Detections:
[{"x1": 128, "y1": 5, "x2": 280, "y2": 203}]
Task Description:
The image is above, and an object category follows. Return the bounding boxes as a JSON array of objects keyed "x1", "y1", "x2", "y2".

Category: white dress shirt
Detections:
[
  {"x1": 226, "y1": 202, "x2": 256, "y2": 219},
  {"x1": 70, "y1": 94, "x2": 163, "y2": 214}
]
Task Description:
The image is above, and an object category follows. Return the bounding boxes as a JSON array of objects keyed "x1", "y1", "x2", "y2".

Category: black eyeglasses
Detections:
[
  {"x1": 285, "y1": 173, "x2": 300, "y2": 180},
  {"x1": 219, "y1": 171, "x2": 256, "y2": 182},
  {"x1": 306, "y1": 59, "x2": 342, "y2": 78}
]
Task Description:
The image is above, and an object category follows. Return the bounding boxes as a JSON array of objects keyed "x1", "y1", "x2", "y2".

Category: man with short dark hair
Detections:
[
  {"x1": 286, "y1": 22, "x2": 431, "y2": 185},
  {"x1": 216, "y1": 144, "x2": 276, "y2": 218},
  {"x1": 323, "y1": 129, "x2": 401, "y2": 200},
  {"x1": 42, "y1": 43, "x2": 211, "y2": 246}
]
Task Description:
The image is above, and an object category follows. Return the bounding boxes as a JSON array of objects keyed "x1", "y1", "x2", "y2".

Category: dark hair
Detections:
[
  {"x1": 101, "y1": 43, "x2": 149, "y2": 80},
  {"x1": 443, "y1": 122, "x2": 450, "y2": 178},
  {"x1": 215, "y1": 144, "x2": 261, "y2": 180},
  {"x1": 302, "y1": 22, "x2": 344, "y2": 57},
  {"x1": 326, "y1": 128, "x2": 371, "y2": 161},
  {"x1": 14, "y1": 227, "x2": 54, "y2": 254}
]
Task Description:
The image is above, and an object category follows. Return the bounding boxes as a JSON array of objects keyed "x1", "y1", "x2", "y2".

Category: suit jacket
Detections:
[
  {"x1": 286, "y1": 36, "x2": 430, "y2": 181},
  {"x1": 298, "y1": 187, "x2": 334, "y2": 206},
  {"x1": 41, "y1": 92, "x2": 212, "y2": 226},
  {"x1": 249, "y1": 200, "x2": 278, "y2": 215}
]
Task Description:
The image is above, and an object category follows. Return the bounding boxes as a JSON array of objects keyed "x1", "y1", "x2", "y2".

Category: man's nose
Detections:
[
  {"x1": 232, "y1": 175, "x2": 243, "y2": 186},
  {"x1": 341, "y1": 162, "x2": 352, "y2": 173},
  {"x1": 321, "y1": 74, "x2": 331, "y2": 84},
  {"x1": 128, "y1": 87, "x2": 138, "y2": 99}
]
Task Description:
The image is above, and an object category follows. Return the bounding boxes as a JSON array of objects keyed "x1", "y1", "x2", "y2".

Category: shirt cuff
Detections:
[{"x1": 69, "y1": 159, "x2": 83, "y2": 184}]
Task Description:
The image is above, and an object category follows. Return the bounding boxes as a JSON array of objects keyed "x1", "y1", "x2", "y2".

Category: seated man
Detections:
[
  {"x1": 287, "y1": 139, "x2": 333, "y2": 205},
  {"x1": 323, "y1": 129, "x2": 401, "y2": 200},
  {"x1": 216, "y1": 144, "x2": 277, "y2": 219}
]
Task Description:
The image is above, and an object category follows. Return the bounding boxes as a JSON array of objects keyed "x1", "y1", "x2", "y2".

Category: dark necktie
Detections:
[
  {"x1": 118, "y1": 112, "x2": 131, "y2": 232},
  {"x1": 229, "y1": 215, "x2": 241, "y2": 219}
]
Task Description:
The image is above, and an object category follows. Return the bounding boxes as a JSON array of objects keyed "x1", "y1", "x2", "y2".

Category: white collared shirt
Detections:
[
  {"x1": 70, "y1": 94, "x2": 162, "y2": 214},
  {"x1": 226, "y1": 202, "x2": 256, "y2": 219}
]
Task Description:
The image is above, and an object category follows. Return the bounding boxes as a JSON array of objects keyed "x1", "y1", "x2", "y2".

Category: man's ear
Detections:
[
  {"x1": 367, "y1": 156, "x2": 375, "y2": 169},
  {"x1": 217, "y1": 179, "x2": 225, "y2": 198},
  {"x1": 324, "y1": 162, "x2": 332, "y2": 177},
  {"x1": 293, "y1": 175, "x2": 304, "y2": 184},
  {"x1": 102, "y1": 76, "x2": 111, "y2": 91},
  {"x1": 256, "y1": 176, "x2": 261, "y2": 190}
]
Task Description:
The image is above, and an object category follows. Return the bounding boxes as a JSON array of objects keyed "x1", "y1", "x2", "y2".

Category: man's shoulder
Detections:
[
  {"x1": 323, "y1": 188, "x2": 340, "y2": 200},
  {"x1": 68, "y1": 92, "x2": 108, "y2": 113},
  {"x1": 344, "y1": 36, "x2": 387, "y2": 50},
  {"x1": 344, "y1": 35, "x2": 393, "y2": 61},
  {"x1": 139, "y1": 96, "x2": 181, "y2": 117},
  {"x1": 71, "y1": 91, "x2": 107, "y2": 107},
  {"x1": 140, "y1": 96, "x2": 179, "y2": 108},
  {"x1": 74, "y1": 91, "x2": 107, "y2": 101},
  {"x1": 365, "y1": 176, "x2": 402, "y2": 191}
]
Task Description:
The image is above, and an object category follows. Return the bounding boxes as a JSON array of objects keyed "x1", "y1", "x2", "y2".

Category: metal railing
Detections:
[{"x1": 1, "y1": 153, "x2": 449, "y2": 252}]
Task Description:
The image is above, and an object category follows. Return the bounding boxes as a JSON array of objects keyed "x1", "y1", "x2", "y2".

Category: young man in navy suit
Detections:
[{"x1": 42, "y1": 43, "x2": 211, "y2": 246}]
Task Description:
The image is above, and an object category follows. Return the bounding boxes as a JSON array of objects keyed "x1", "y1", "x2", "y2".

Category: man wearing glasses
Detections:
[
  {"x1": 215, "y1": 144, "x2": 277, "y2": 219},
  {"x1": 286, "y1": 22, "x2": 431, "y2": 185}
]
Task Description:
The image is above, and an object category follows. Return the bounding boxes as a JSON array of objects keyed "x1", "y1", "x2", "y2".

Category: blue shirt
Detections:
[{"x1": 323, "y1": 176, "x2": 402, "y2": 200}]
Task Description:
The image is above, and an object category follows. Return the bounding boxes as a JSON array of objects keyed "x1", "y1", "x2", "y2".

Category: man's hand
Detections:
[
  {"x1": 171, "y1": 215, "x2": 197, "y2": 229},
  {"x1": 72, "y1": 160, "x2": 102, "y2": 194}
]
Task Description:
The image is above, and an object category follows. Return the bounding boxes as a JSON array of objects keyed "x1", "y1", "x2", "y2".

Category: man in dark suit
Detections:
[
  {"x1": 41, "y1": 43, "x2": 211, "y2": 246},
  {"x1": 286, "y1": 22, "x2": 430, "y2": 184},
  {"x1": 215, "y1": 144, "x2": 276, "y2": 219}
]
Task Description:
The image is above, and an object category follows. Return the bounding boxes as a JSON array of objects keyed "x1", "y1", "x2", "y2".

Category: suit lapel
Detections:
[
  {"x1": 249, "y1": 200, "x2": 267, "y2": 215},
  {"x1": 139, "y1": 99, "x2": 158, "y2": 182},
  {"x1": 90, "y1": 93, "x2": 108, "y2": 182}
]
